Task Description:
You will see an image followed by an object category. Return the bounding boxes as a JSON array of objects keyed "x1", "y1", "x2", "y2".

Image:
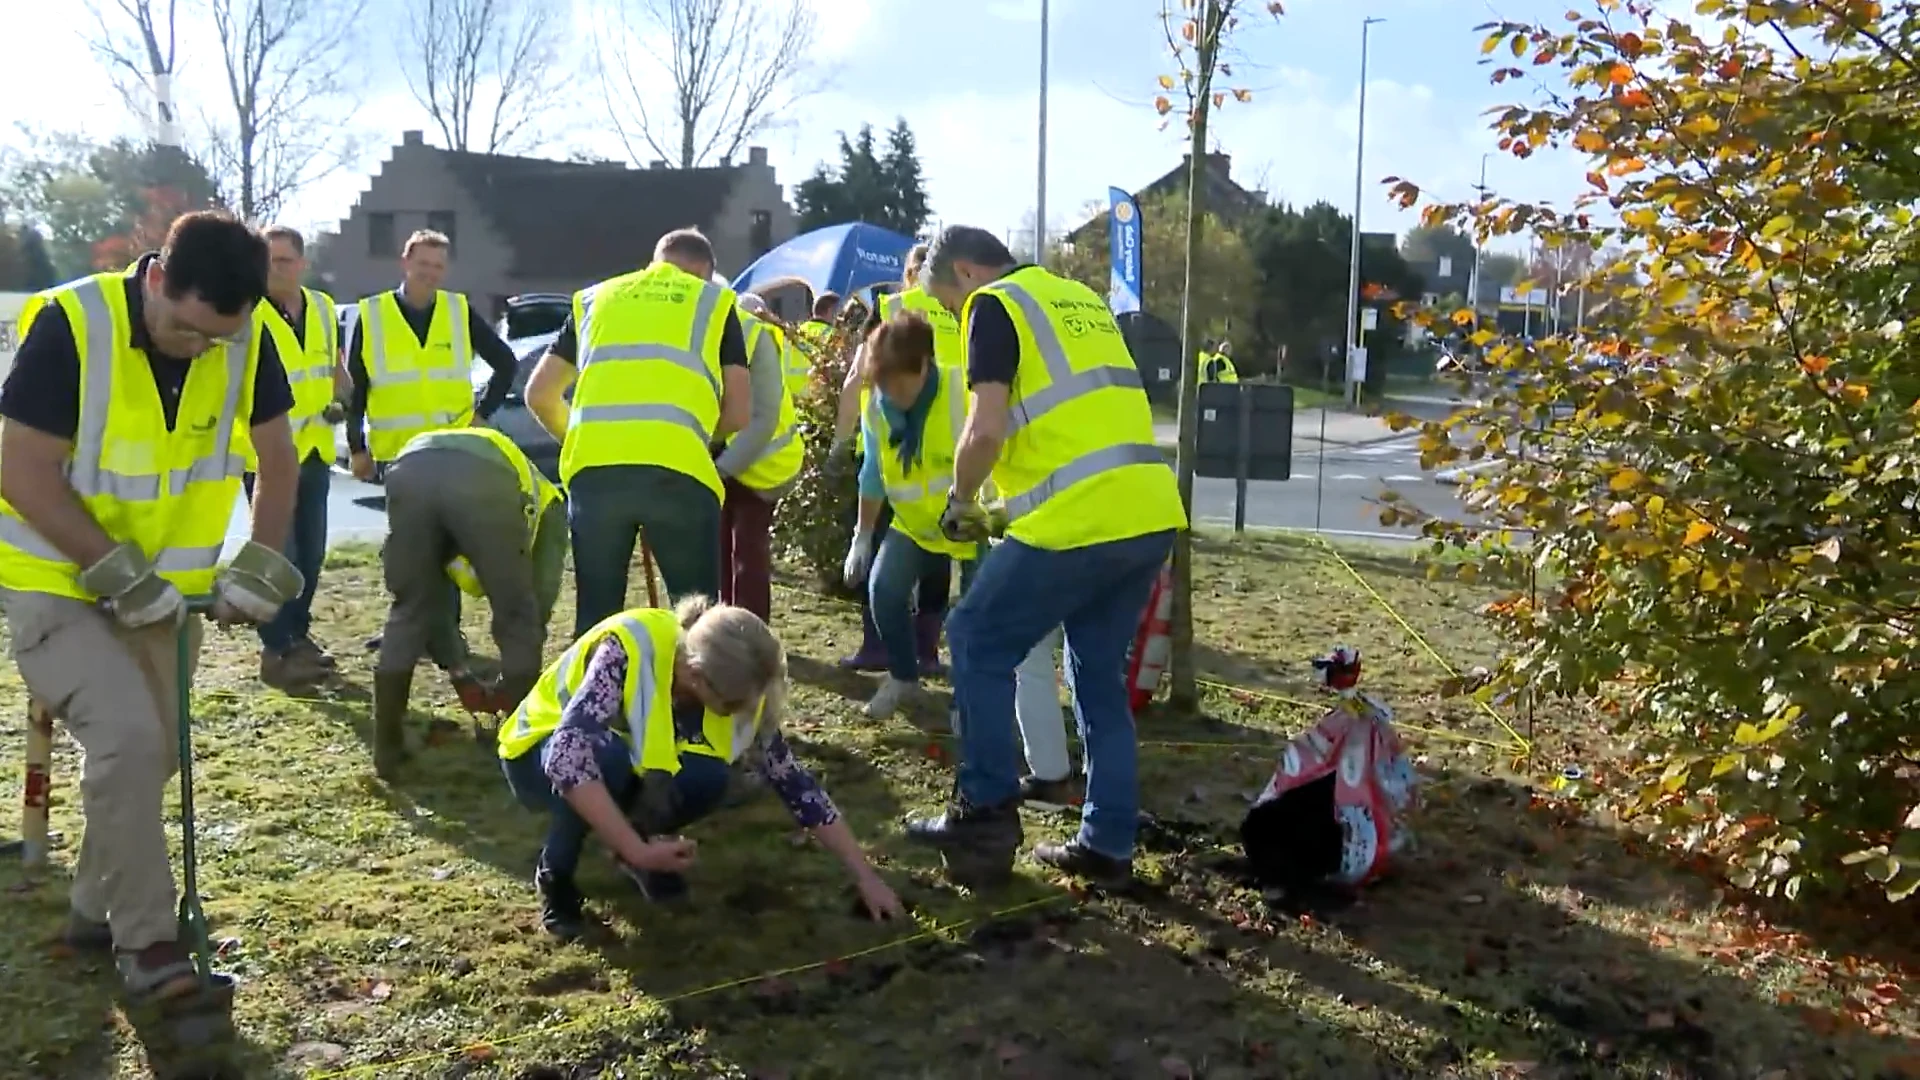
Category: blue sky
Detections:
[{"x1": 0, "y1": 0, "x2": 1601, "y2": 261}]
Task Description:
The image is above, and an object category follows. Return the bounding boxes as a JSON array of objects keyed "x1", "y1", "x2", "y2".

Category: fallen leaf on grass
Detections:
[
  {"x1": 463, "y1": 1044, "x2": 497, "y2": 1064},
  {"x1": 367, "y1": 980, "x2": 393, "y2": 1001},
  {"x1": 1160, "y1": 1055, "x2": 1195, "y2": 1079}
]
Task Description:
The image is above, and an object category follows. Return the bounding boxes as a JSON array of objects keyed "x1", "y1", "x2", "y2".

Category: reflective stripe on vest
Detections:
[
  {"x1": 729, "y1": 315, "x2": 805, "y2": 491},
  {"x1": 0, "y1": 274, "x2": 255, "y2": 598},
  {"x1": 497, "y1": 609, "x2": 682, "y2": 774},
  {"x1": 963, "y1": 268, "x2": 1186, "y2": 549},
  {"x1": 424, "y1": 426, "x2": 561, "y2": 596},
  {"x1": 867, "y1": 366, "x2": 977, "y2": 558},
  {"x1": 562, "y1": 264, "x2": 730, "y2": 496},
  {"x1": 772, "y1": 323, "x2": 811, "y2": 396},
  {"x1": 258, "y1": 289, "x2": 339, "y2": 463},
  {"x1": 879, "y1": 288, "x2": 963, "y2": 369},
  {"x1": 359, "y1": 290, "x2": 473, "y2": 461}
]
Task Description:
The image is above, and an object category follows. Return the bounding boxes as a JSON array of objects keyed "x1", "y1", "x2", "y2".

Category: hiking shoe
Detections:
[
  {"x1": 63, "y1": 910, "x2": 113, "y2": 952},
  {"x1": 1033, "y1": 840, "x2": 1134, "y2": 885},
  {"x1": 114, "y1": 940, "x2": 203, "y2": 1004},
  {"x1": 863, "y1": 677, "x2": 917, "y2": 719},
  {"x1": 905, "y1": 796, "x2": 1023, "y2": 888},
  {"x1": 535, "y1": 865, "x2": 586, "y2": 942},
  {"x1": 259, "y1": 647, "x2": 327, "y2": 691},
  {"x1": 1018, "y1": 774, "x2": 1083, "y2": 811},
  {"x1": 290, "y1": 636, "x2": 336, "y2": 669}
]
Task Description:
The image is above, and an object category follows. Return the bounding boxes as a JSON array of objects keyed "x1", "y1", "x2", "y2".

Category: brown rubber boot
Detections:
[{"x1": 372, "y1": 670, "x2": 414, "y2": 781}]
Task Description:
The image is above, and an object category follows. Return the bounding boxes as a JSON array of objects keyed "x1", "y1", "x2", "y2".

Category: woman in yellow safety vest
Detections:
[
  {"x1": 497, "y1": 595, "x2": 906, "y2": 939},
  {"x1": 842, "y1": 311, "x2": 985, "y2": 720}
]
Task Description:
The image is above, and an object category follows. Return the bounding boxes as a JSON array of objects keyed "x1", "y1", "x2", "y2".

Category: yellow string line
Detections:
[
  {"x1": 1307, "y1": 535, "x2": 1531, "y2": 753},
  {"x1": 306, "y1": 894, "x2": 1069, "y2": 1080}
]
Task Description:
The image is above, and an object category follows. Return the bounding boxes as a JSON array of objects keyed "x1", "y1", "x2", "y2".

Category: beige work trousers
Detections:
[{"x1": 2, "y1": 589, "x2": 204, "y2": 951}]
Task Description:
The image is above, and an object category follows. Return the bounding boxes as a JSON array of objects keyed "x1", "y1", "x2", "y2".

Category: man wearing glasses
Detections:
[{"x1": 0, "y1": 211, "x2": 306, "y2": 1073}]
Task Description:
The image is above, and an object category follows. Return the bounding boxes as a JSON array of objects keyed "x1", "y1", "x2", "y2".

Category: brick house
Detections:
[{"x1": 310, "y1": 131, "x2": 798, "y2": 314}]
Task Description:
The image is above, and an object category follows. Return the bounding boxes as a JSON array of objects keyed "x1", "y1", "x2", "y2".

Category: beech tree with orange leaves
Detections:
[
  {"x1": 1383, "y1": 0, "x2": 1920, "y2": 902},
  {"x1": 1154, "y1": 0, "x2": 1282, "y2": 711}
]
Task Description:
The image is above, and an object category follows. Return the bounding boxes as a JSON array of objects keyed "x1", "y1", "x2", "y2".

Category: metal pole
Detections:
[
  {"x1": 1344, "y1": 17, "x2": 1384, "y2": 407},
  {"x1": 1035, "y1": 0, "x2": 1050, "y2": 266},
  {"x1": 1469, "y1": 153, "x2": 1487, "y2": 309},
  {"x1": 1233, "y1": 385, "x2": 1251, "y2": 535}
]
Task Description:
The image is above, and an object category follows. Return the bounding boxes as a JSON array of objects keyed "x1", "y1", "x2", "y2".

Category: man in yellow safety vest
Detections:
[
  {"x1": 718, "y1": 292, "x2": 805, "y2": 623},
  {"x1": 342, "y1": 228, "x2": 520, "y2": 480},
  {"x1": 249, "y1": 225, "x2": 349, "y2": 689},
  {"x1": 904, "y1": 225, "x2": 1189, "y2": 889},
  {"x1": 524, "y1": 228, "x2": 751, "y2": 631},
  {"x1": 0, "y1": 211, "x2": 306, "y2": 1067},
  {"x1": 371, "y1": 425, "x2": 566, "y2": 778}
]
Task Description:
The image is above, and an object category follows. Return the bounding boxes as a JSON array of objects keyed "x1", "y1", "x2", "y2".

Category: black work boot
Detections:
[
  {"x1": 1033, "y1": 840, "x2": 1134, "y2": 885},
  {"x1": 904, "y1": 795, "x2": 1024, "y2": 888},
  {"x1": 371, "y1": 670, "x2": 414, "y2": 781},
  {"x1": 535, "y1": 864, "x2": 586, "y2": 941},
  {"x1": 116, "y1": 942, "x2": 242, "y2": 1080}
]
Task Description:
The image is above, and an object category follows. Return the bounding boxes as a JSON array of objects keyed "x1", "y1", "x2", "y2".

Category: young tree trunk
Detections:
[{"x1": 1166, "y1": 0, "x2": 1225, "y2": 712}]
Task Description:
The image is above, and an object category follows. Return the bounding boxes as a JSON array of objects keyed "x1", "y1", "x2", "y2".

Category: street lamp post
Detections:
[
  {"x1": 1468, "y1": 152, "x2": 1488, "y2": 311},
  {"x1": 1343, "y1": 16, "x2": 1386, "y2": 407},
  {"x1": 1035, "y1": 0, "x2": 1050, "y2": 265}
]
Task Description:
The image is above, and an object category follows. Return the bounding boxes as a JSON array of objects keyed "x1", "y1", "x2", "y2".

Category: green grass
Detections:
[{"x1": 1, "y1": 532, "x2": 1915, "y2": 1078}]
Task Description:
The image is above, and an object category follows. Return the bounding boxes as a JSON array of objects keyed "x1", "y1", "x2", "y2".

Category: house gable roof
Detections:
[
  {"x1": 1067, "y1": 152, "x2": 1265, "y2": 243},
  {"x1": 436, "y1": 150, "x2": 741, "y2": 281}
]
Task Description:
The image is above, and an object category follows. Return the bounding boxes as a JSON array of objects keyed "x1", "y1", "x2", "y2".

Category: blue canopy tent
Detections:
[{"x1": 730, "y1": 222, "x2": 916, "y2": 302}]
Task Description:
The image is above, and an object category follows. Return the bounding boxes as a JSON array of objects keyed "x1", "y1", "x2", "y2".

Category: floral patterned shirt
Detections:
[{"x1": 541, "y1": 635, "x2": 839, "y2": 828}]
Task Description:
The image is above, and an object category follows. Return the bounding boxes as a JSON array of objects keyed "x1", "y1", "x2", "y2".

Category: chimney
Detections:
[
  {"x1": 1207, "y1": 151, "x2": 1232, "y2": 176},
  {"x1": 401, "y1": 130, "x2": 424, "y2": 147},
  {"x1": 649, "y1": 159, "x2": 668, "y2": 170},
  {"x1": 748, "y1": 146, "x2": 768, "y2": 167}
]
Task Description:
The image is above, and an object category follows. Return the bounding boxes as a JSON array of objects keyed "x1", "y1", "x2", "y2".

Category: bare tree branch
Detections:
[
  {"x1": 594, "y1": 0, "x2": 819, "y2": 168},
  {"x1": 206, "y1": 0, "x2": 368, "y2": 221},
  {"x1": 399, "y1": 0, "x2": 573, "y2": 155},
  {"x1": 82, "y1": 0, "x2": 184, "y2": 144}
]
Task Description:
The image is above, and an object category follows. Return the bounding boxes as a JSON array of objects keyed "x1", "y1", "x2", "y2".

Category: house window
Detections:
[
  {"x1": 367, "y1": 212, "x2": 395, "y2": 257},
  {"x1": 426, "y1": 211, "x2": 457, "y2": 255},
  {"x1": 750, "y1": 210, "x2": 773, "y2": 256}
]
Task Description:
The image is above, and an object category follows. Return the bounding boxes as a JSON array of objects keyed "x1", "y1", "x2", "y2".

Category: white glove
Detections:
[
  {"x1": 79, "y1": 544, "x2": 184, "y2": 629},
  {"x1": 842, "y1": 530, "x2": 875, "y2": 589},
  {"x1": 212, "y1": 541, "x2": 305, "y2": 625}
]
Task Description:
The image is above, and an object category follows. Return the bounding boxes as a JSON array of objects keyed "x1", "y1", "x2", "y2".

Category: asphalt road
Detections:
[{"x1": 235, "y1": 396, "x2": 1475, "y2": 553}]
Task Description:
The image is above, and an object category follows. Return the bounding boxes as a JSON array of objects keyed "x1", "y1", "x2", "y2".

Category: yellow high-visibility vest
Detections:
[
  {"x1": 427, "y1": 427, "x2": 563, "y2": 597},
  {"x1": 878, "y1": 287, "x2": 962, "y2": 370},
  {"x1": 1215, "y1": 356, "x2": 1240, "y2": 383},
  {"x1": 756, "y1": 319, "x2": 810, "y2": 398},
  {"x1": 497, "y1": 607, "x2": 765, "y2": 771},
  {"x1": 254, "y1": 288, "x2": 339, "y2": 464},
  {"x1": 794, "y1": 319, "x2": 834, "y2": 359},
  {"x1": 0, "y1": 272, "x2": 260, "y2": 599},
  {"x1": 358, "y1": 290, "x2": 474, "y2": 461},
  {"x1": 961, "y1": 266, "x2": 1187, "y2": 551},
  {"x1": 728, "y1": 313, "x2": 804, "y2": 492},
  {"x1": 867, "y1": 365, "x2": 977, "y2": 558},
  {"x1": 562, "y1": 263, "x2": 732, "y2": 499}
]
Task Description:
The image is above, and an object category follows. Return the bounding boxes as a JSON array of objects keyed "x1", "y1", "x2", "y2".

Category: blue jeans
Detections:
[
  {"x1": 869, "y1": 530, "x2": 980, "y2": 681},
  {"x1": 243, "y1": 454, "x2": 331, "y2": 652},
  {"x1": 946, "y1": 529, "x2": 1176, "y2": 859},
  {"x1": 501, "y1": 736, "x2": 732, "y2": 882}
]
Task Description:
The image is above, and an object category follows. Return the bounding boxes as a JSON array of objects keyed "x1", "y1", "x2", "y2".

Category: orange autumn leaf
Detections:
[
  {"x1": 1801, "y1": 355, "x2": 1831, "y2": 376},
  {"x1": 1607, "y1": 61, "x2": 1634, "y2": 85},
  {"x1": 1717, "y1": 56, "x2": 1745, "y2": 79},
  {"x1": 1838, "y1": 383, "x2": 1870, "y2": 406},
  {"x1": 1620, "y1": 88, "x2": 1652, "y2": 108},
  {"x1": 1573, "y1": 129, "x2": 1607, "y2": 153}
]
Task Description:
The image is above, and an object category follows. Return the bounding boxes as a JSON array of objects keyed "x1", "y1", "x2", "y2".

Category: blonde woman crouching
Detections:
[{"x1": 499, "y1": 596, "x2": 906, "y2": 939}]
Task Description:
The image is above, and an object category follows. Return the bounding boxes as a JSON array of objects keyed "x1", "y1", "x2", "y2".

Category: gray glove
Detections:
[
  {"x1": 79, "y1": 543, "x2": 183, "y2": 629},
  {"x1": 212, "y1": 541, "x2": 304, "y2": 624},
  {"x1": 321, "y1": 400, "x2": 347, "y2": 424}
]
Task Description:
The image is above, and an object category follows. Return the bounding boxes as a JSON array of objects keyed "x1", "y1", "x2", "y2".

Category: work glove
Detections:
[
  {"x1": 842, "y1": 529, "x2": 876, "y2": 589},
  {"x1": 80, "y1": 543, "x2": 184, "y2": 629},
  {"x1": 940, "y1": 491, "x2": 991, "y2": 544},
  {"x1": 211, "y1": 541, "x2": 305, "y2": 625},
  {"x1": 321, "y1": 399, "x2": 347, "y2": 424}
]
